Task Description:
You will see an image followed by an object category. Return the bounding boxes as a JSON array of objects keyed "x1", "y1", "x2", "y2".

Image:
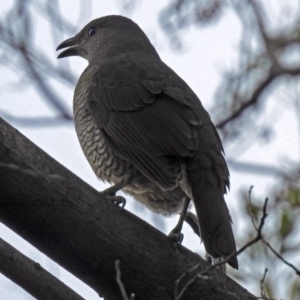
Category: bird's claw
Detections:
[
  {"x1": 168, "y1": 231, "x2": 184, "y2": 244},
  {"x1": 109, "y1": 195, "x2": 126, "y2": 210},
  {"x1": 100, "y1": 189, "x2": 126, "y2": 210}
]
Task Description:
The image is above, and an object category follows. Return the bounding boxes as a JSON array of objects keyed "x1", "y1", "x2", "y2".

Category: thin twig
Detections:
[
  {"x1": 260, "y1": 268, "x2": 268, "y2": 299},
  {"x1": 20, "y1": 45, "x2": 72, "y2": 120},
  {"x1": 262, "y1": 240, "x2": 300, "y2": 277},
  {"x1": 216, "y1": 70, "x2": 282, "y2": 129},
  {"x1": 247, "y1": 188, "x2": 300, "y2": 277},
  {"x1": 216, "y1": 0, "x2": 300, "y2": 130},
  {"x1": 247, "y1": 185, "x2": 258, "y2": 230},
  {"x1": 175, "y1": 197, "x2": 269, "y2": 300},
  {"x1": 115, "y1": 260, "x2": 135, "y2": 300}
]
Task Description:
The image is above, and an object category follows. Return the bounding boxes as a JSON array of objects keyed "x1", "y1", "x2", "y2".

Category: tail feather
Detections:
[{"x1": 187, "y1": 167, "x2": 238, "y2": 269}]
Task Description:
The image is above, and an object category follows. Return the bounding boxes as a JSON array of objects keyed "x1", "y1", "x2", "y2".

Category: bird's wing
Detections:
[{"x1": 87, "y1": 72, "x2": 205, "y2": 190}]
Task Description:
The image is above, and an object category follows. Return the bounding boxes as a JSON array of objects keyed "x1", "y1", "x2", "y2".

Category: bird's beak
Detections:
[{"x1": 56, "y1": 37, "x2": 82, "y2": 58}]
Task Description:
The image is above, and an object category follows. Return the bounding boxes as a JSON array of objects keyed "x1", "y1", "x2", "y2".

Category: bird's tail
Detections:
[{"x1": 187, "y1": 167, "x2": 238, "y2": 269}]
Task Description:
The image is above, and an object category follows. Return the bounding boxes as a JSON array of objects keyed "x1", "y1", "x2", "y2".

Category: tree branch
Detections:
[
  {"x1": 215, "y1": 0, "x2": 300, "y2": 131},
  {"x1": 0, "y1": 117, "x2": 256, "y2": 300},
  {"x1": 0, "y1": 238, "x2": 84, "y2": 300},
  {"x1": 216, "y1": 70, "x2": 280, "y2": 128}
]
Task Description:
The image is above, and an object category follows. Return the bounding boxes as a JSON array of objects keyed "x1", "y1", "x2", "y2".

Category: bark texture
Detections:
[{"x1": 0, "y1": 117, "x2": 256, "y2": 300}]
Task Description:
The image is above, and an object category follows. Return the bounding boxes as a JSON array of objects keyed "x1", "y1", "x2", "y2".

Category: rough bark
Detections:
[
  {"x1": 0, "y1": 117, "x2": 256, "y2": 300},
  {"x1": 0, "y1": 238, "x2": 84, "y2": 300}
]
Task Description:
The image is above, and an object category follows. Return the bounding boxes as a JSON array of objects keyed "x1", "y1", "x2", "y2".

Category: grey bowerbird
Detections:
[{"x1": 57, "y1": 15, "x2": 238, "y2": 269}]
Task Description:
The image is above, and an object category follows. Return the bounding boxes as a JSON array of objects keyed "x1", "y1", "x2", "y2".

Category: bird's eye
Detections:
[{"x1": 88, "y1": 26, "x2": 98, "y2": 36}]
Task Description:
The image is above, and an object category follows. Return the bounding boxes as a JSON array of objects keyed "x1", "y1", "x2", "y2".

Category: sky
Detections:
[{"x1": 0, "y1": 0, "x2": 299, "y2": 299}]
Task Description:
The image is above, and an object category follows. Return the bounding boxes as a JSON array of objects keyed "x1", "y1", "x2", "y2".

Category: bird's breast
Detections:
[
  {"x1": 72, "y1": 76, "x2": 187, "y2": 215},
  {"x1": 73, "y1": 85, "x2": 135, "y2": 184}
]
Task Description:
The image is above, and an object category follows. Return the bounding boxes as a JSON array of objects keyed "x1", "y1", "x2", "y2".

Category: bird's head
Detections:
[{"x1": 56, "y1": 15, "x2": 157, "y2": 62}]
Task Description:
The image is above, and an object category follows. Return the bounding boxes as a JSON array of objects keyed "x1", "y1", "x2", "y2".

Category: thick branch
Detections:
[
  {"x1": 0, "y1": 117, "x2": 256, "y2": 300},
  {"x1": 0, "y1": 238, "x2": 84, "y2": 300}
]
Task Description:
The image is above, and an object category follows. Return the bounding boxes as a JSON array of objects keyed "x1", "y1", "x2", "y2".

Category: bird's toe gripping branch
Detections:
[
  {"x1": 168, "y1": 231, "x2": 184, "y2": 244},
  {"x1": 107, "y1": 195, "x2": 127, "y2": 209},
  {"x1": 100, "y1": 181, "x2": 129, "y2": 209}
]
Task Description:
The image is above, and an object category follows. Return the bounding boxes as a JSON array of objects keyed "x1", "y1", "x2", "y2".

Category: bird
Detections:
[{"x1": 56, "y1": 15, "x2": 238, "y2": 269}]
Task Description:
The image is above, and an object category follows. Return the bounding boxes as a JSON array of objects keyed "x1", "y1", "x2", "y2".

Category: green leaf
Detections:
[
  {"x1": 279, "y1": 210, "x2": 293, "y2": 238},
  {"x1": 290, "y1": 278, "x2": 300, "y2": 299}
]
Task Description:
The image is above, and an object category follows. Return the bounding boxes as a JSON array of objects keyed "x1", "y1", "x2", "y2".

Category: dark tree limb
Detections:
[
  {"x1": 0, "y1": 117, "x2": 256, "y2": 300},
  {"x1": 0, "y1": 238, "x2": 84, "y2": 300}
]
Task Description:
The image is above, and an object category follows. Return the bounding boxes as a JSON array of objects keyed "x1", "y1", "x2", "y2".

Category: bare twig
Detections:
[
  {"x1": 175, "y1": 197, "x2": 269, "y2": 300},
  {"x1": 200, "y1": 197, "x2": 268, "y2": 273},
  {"x1": 115, "y1": 260, "x2": 136, "y2": 300},
  {"x1": 247, "y1": 185, "x2": 258, "y2": 230},
  {"x1": 262, "y1": 240, "x2": 300, "y2": 277},
  {"x1": 246, "y1": 188, "x2": 300, "y2": 277},
  {"x1": 0, "y1": 0, "x2": 75, "y2": 120},
  {"x1": 175, "y1": 270, "x2": 212, "y2": 300},
  {"x1": 20, "y1": 45, "x2": 72, "y2": 120},
  {"x1": 260, "y1": 268, "x2": 268, "y2": 299},
  {"x1": 216, "y1": 70, "x2": 282, "y2": 129},
  {"x1": 215, "y1": 0, "x2": 300, "y2": 131}
]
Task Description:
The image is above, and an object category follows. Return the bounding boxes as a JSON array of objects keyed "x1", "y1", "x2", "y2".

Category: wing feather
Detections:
[{"x1": 87, "y1": 63, "x2": 205, "y2": 189}]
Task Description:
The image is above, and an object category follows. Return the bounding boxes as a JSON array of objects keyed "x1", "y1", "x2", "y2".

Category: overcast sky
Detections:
[{"x1": 1, "y1": 1, "x2": 299, "y2": 299}]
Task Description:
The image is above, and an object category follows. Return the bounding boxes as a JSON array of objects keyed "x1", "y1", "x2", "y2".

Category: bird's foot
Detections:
[
  {"x1": 100, "y1": 181, "x2": 129, "y2": 209},
  {"x1": 100, "y1": 187, "x2": 126, "y2": 210},
  {"x1": 168, "y1": 227, "x2": 184, "y2": 244},
  {"x1": 108, "y1": 195, "x2": 126, "y2": 209},
  {"x1": 168, "y1": 231, "x2": 184, "y2": 244}
]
